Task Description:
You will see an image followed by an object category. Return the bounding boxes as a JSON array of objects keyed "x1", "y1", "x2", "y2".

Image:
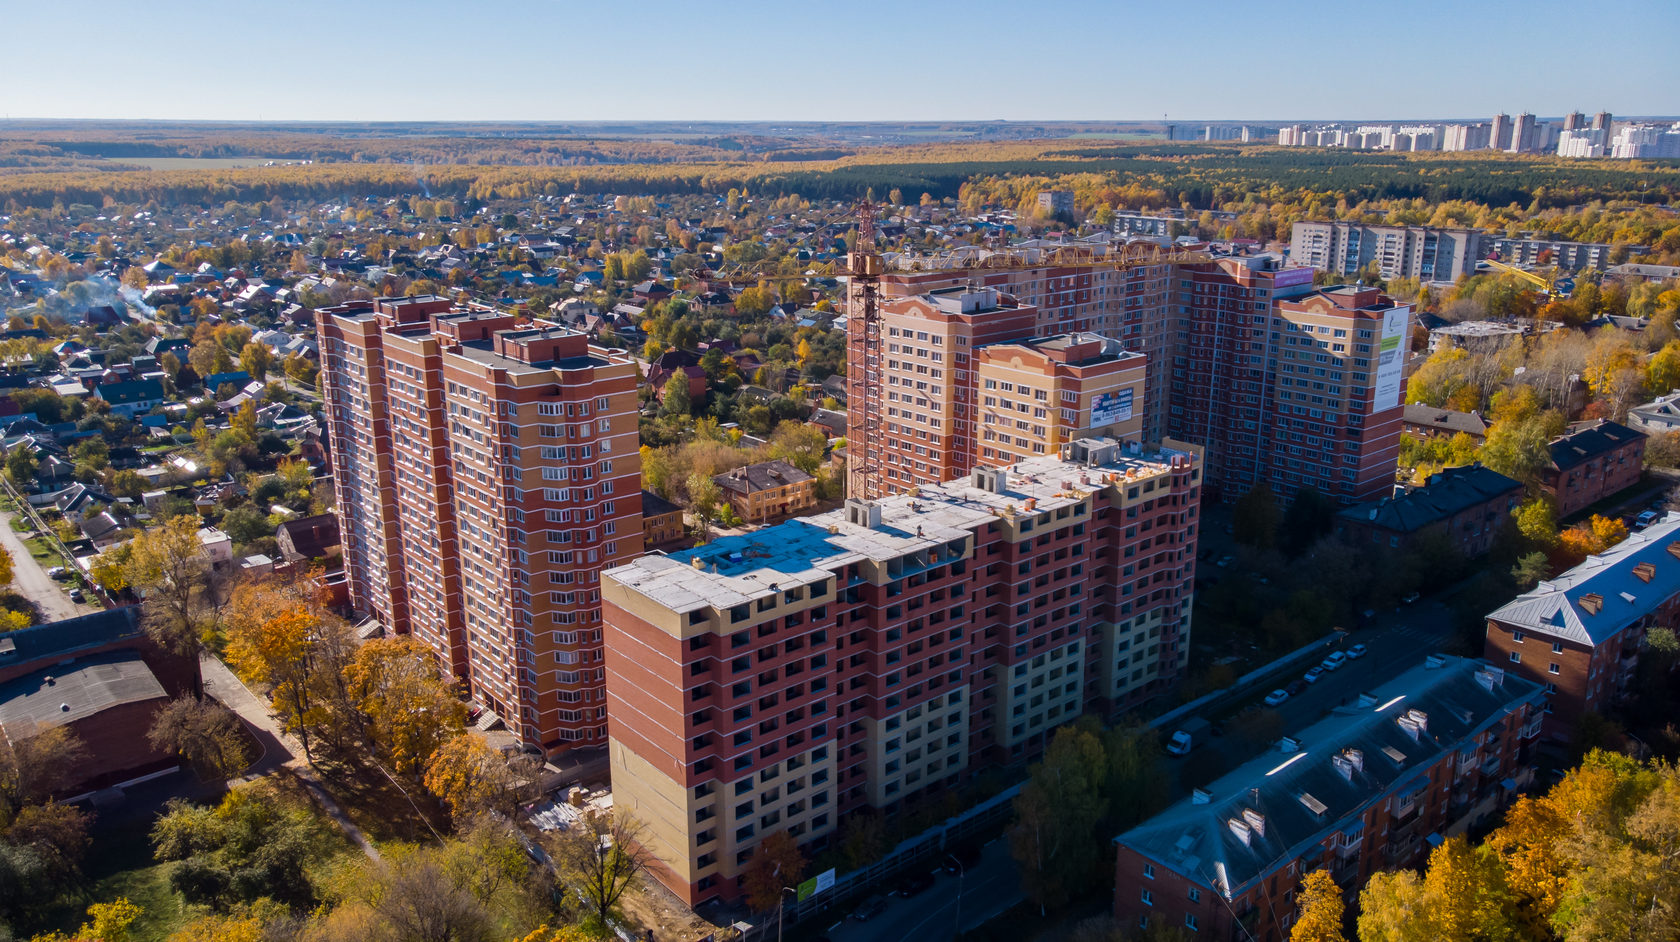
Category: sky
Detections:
[{"x1": 6, "y1": 0, "x2": 1678, "y2": 123}]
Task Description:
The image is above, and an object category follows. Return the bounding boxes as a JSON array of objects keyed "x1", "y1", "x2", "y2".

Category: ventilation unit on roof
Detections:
[
  {"x1": 1579, "y1": 592, "x2": 1604, "y2": 615},
  {"x1": 1633, "y1": 561, "x2": 1656, "y2": 583}
]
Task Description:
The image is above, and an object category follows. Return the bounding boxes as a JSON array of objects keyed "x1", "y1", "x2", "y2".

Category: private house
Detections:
[
  {"x1": 93, "y1": 378, "x2": 166, "y2": 418},
  {"x1": 712, "y1": 460, "x2": 816, "y2": 525},
  {"x1": 1401, "y1": 404, "x2": 1489, "y2": 442}
]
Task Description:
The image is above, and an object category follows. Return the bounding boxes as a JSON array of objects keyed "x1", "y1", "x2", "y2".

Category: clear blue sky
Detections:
[{"x1": 8, "y1": 0, "x2": 1677, "y2": 122}]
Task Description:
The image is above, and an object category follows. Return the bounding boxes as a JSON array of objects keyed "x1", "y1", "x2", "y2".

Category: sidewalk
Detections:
[{"x1": 201, "y1": 653, "x2": 381, "y2": 860}]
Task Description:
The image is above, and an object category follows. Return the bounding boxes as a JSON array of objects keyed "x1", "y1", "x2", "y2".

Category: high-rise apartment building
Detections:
[
  {"x1": 1442, "y1": 123, "x2": 1492, "y2": 152},
  {"x1": 1509, "y1": 112, "x2": 1539, "y2": 153},
  {"x1": 848, "y1": 286, "x2": 1037, "y2": 498},
  {"x1": 1489, "y1": 113, "x2": 1512, "y2": 150},
  {"x1": 602, "y1": 437, "x2": 1202, "y2": 905},
  {"x1": 1563, "y1": 111, "x2": 1587, "y2": 132},
  {"x1": 975, "y1": 334, "x2": 1146, "y2": 467},
  {"x1": 319, "y1": 296, "x2": 643, "y2": 752},
  {"x1": 1288, "y1": 222, "x2": 1481, "y2": 282},
  {"x1": 1593, "y1": 111, "x2": 1613, "y2": 131}
]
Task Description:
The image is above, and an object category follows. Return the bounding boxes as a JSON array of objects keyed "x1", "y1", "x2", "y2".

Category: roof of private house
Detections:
[
  {"x1": 640, "y1": 489, "x2": 682, "y2": 518},
  {"x1": 1401, "y1": 403, "x2": 1489, "y2": 437},
  {"x1": 1487, "y1": 512, "x2": 1680, "y2": 645},
  {"x1": 0, "y1": 651, "x2": 166, "y2": 738},
  {"x1": 275, "y1": 513, "x2": 341, "y2": 557},
  {"x1": 1548, "y1": 419, "x2": 1645, "y2": 470},
  {"x1": 713, "y1": 460, "x2": 814, "y2": 495},
  {"x1": 94, "y1": 378, "x2": 165, "y2": 405},
  {"x1": 1629, "y1": 391, "x2": 1680, "y2": 428},
  {"x1": 1113, "y1": 656, "x2": 1544, "y2": 899},
  {"x1": 1337, "y1": 464, "x2": 1521, "y2": 534},
  {"x1": 0, "y1": 607, "x2": 142, "y2": 666}
]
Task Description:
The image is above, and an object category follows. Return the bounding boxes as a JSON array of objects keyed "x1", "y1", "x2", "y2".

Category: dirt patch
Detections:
[{"x1": 619, "y1": 872, "x2": 727, "y2": 942}]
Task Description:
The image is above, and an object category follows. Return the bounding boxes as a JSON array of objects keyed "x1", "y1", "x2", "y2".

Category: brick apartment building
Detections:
[
  {"x1": 602, "y1": 437, "x2": 1202, "y2": 905},
  {"x1": 851, "y1": 253, "x2": 1409, "y2": 506},
  {"x1": 1335, "y1": 464, "x2": 1523, "y2": 559},
  {"x1": 1113, "y1": 656, "x2": 1544, "y2": 941},
  {"x1": 976, "y1": 334, "x2": 1146, "y2": 467},
  {"x1": 318, "y1": 296, "x2": 642, "y2": 753},
  {"x1": 1541, "y1": 419, "x2": 1646, "y2": 517},
  {"x1": 1485, "y1": 513, "x2": 1680, "y2": 741}
]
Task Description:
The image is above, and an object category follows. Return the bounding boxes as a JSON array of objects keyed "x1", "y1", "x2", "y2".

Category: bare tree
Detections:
[
  {"x1": 547, "y1": 810, "x2": 653, "y2": 928},
  {"x1": 147, "y1": 695, "x2": 252, "y2": 780}
]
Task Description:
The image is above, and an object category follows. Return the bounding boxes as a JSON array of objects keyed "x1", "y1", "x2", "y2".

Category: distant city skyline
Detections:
[{"x1": 8, "y1": 0, "x2": 1677, "y2": 123}]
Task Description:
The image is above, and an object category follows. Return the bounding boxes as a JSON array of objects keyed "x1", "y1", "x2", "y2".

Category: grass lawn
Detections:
[{"x1": 33, "y1": 813, "x2": 192, "y2": 942}]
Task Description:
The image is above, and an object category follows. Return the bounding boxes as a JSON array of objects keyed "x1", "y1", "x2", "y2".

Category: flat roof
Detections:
[
  {"x1": 605, "y1": 438, "x2": 1192, "y2": 614},
  {"x1": 0, "y1": 652, "x2": 166, "y2": 738}
]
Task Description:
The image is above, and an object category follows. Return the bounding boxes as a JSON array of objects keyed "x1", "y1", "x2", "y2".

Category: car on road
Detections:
[
  {"x1": 68, "y1": 589, "x2": 85, "y2": 603},
  {"x1": 896, "y1": 871, "x2": 936, "y2": 897},
  {"x1": 47, "y1": 566, "x2": 68, "y2": 580},
  {"x1": 1401, "y1": 591, "x2": 1420, "y2": 604},
  {"x1": 1303, "y1": 666, "x2": 1325, "y2": 684},
  {"x1": 1347, "y1": 643, "x2": 1368, "y2": 659},
  {"x1": 1264, "y1": 689, "x2": 1290, "y2": 707},
  {"x1": 1286, "y1": 679, "x2": 1308, "y2": 696},
  {"x1": 851, "y1": 896, "x2": 888, "y2": 921},
  {"x1": 1321, "y1": 651, "x2": 1347, "y2": 671}
]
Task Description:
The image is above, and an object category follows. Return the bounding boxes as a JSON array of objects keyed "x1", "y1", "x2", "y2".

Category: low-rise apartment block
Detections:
[
  {"x1": 1290, "y1": 222, "x2": 1481, "y2": 283},
  {"x1": 1113, "y1": 656, "x2": 1544, "y2": 941},
  {"x1": 1542, "y1": 419, "x2": 1646, "y2": 517},
  {"x1": 713, "y1": 460, "x2": 817, "y2": 525},
  {"x1": 602, "y1": 437, "x2": 1202, "y2": 906},
  {"x1": 1335, "y1": 464, "x2": 1522, "y2": 559},
  {"x1": 1485, "y1": 514, "x2": 1680, "y2": 741}
]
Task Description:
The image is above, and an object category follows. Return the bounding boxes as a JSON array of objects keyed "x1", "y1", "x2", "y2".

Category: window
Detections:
[
  {"x1": 1509, "y1": 652, "x2": 1521, "y2": 664},
  {"x1": 1188, "y1": 887, "x2": 1200, "y2": 903},
  {"x1": 1512, "y1": 630, "x2": 1524, "y2": 643},
  {"x1": 1551, "y1": 642, "x2": 1563, "y2": 654},
  {"x1": 1549, "y1": 663, "x2": 1561, "y2": 675},
  {"x1": 1140, "y1": 889, "x2": 1153, "y2": 906},
  {"x1": 1143, "y1": 864, "x2": 1155, "y2": 880},
  {"x1": 1184, "y1": 914, "x2": 1198, "y2": 931}
]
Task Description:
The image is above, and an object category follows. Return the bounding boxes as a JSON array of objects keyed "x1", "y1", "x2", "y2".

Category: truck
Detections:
[{"x1": 1166, "y1": 717, "x2": 1211, "y2": 756}]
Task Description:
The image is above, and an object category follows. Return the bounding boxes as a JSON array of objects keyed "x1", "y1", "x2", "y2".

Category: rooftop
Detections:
[
  {"x1": 1337, "y1": 464, "x2": 1521, "y2": 534},
  {"x1": 1548, "y1": 419, "x2": 1645, "y2": 470},
  {"x1": 0, "y1": 652, "x2": 167, "y2": 738},
  {"x1": 605, "y1": 438, "x2": 1193, "y2": 615},
  {"x1": 1114, "y1": 655, "x2": 1543, "y2": 898},
  {"x1": 1487, "y1": 512, "x2": 1680, "y2": 645}
]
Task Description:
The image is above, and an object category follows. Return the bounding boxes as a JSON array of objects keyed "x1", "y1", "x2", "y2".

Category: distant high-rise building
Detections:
[
  {"x1": 1489, "y1": 113, "x2": 1512, "y2": 150},
  {"x1": 1563, "y1": 111, "x2": 1587, "y2": 132},
  {"x1": 1289, "y1": 221, "x2": 1481, "y2": 282},
  {"x1": 1593, "y1": 111, "x2": 1614, "y2": 131},
  {"x1": 319, "y1": 296, "x2": 643, "y2": 754},
  {"x1": 1509, "y1": 112, "x2": 1538, "y2": 153},
  {"x1": 1443, "y1": 123, "x2": 1492, "y2": 151}
]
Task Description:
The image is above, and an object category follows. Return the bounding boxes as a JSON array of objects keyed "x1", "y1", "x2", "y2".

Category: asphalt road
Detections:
[
  {"x1": 823, "y1": 836, "x2": 1021, "y2": 942},
  {"x1": 0, "y1": 510, "x2": 93, "y2": 622}
]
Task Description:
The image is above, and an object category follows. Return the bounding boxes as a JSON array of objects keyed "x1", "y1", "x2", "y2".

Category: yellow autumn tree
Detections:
[
  {"x1": 423, "y1": 732, "x2": 529, "y2": 822},
  {"x1": 1290, "y1": 869, "x2": 1346, "y2": 942},
  {"x1": 343, "y1": 636, "x2": 467, "y2": 777}
]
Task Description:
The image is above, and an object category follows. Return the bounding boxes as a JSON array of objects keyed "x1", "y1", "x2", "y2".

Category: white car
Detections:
[
  {"x1": 1264, "y1": 689, "x2": 1290, "y2": 707},
  {"x1": 1303, "y1": 666, "x2": 1325, "y2": 684},
  {"x1": 1321, "y1": 652, "x2": 1348, "y2": 671},
  {"x1": 1347, "y1": 643, "x2": 1368, "y2": 660}
]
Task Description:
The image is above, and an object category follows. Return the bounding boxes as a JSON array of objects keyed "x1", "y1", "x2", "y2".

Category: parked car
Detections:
[
  {"x1": 851, "y1": 897, "x2": 888, "y2": 921},
  {"x1": 1303, "y1": 666, "x2": 1325, "y2": 684},
  {"x1": 1636, "y1": 510, "x2": 1659, "y2": 529},
  {"x1": 1264, "y1": 689, "x2": 1290, "y2": 707},
  {"x1": 68, "y1": 589, "x2": 85, "y2": 603},
  {"x1": 897, "y1": 871, "x2": 936, "y2": 897},
  {"x1": 1347, "y1": 643, "x2": 1368, "y2": 660},
  {"x1": 1286, "y1": 679, "x2": 1309, "y2": 695},
  {"x1": 1321, "y1": 651, "x2": 1348, "y2": 671},
  {"x1": 47, "y1": 566, "x2": 68, "y2": 580}
]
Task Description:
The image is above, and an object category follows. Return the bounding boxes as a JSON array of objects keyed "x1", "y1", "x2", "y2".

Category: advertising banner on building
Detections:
[
  {"x1": 1273, "y1": 266, "x2": 1317, "y2": 289},
  {"x1": 797, "y1": 868, "x2": 836, "y2": 901},
  {"x1": 1090, "y1": 388, "x2": 1134, "y2": 426},
  {"x1": 1371, "y1": 308, "x2": 1410, "y2": 412}
]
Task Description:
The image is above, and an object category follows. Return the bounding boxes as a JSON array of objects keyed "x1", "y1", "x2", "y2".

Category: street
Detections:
[
  {"x1": 1269, "y1": 600, "x2": 1456, "y2": 729},
  {"x1": 823, "y1": 837, "x2": 1021, "y2": 942},
  {"x1": 0, "y1": 510, "x2": 94, "y2": 622}
]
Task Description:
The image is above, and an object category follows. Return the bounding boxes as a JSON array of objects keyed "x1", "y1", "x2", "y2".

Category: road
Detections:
[
  {"x1": 0, "y1": 510, "x2": 94, "y2": 622},
  {"x1": 824, "y1": 837, "x2": 1021, "y2": 942},
  {"x1": 1269, "y1": 600, "x2": 1455, "y2": 728}
]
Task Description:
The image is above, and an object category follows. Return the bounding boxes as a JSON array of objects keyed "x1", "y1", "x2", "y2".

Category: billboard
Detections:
[
  {"x1": 1273, "y1": 266, "x2": 1317, "y2": 289},
  {"x1": 796, "y1": 868, "x2": 836, "y2": 901},
  {"x1": 1090, "y1": 388, "x2": 1134, "y2": 427},
  {"x1": 1370, "y1": 307, "x2": 1410, "y2": 412}
]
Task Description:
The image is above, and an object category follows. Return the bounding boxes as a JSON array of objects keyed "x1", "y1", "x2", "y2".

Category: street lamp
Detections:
[
  {"x1": 948, "y1": 853, "x2": 965, "y2": 939},
  {"x1": 777, "y1": 885, "x2": 798, "y2": 942}
]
